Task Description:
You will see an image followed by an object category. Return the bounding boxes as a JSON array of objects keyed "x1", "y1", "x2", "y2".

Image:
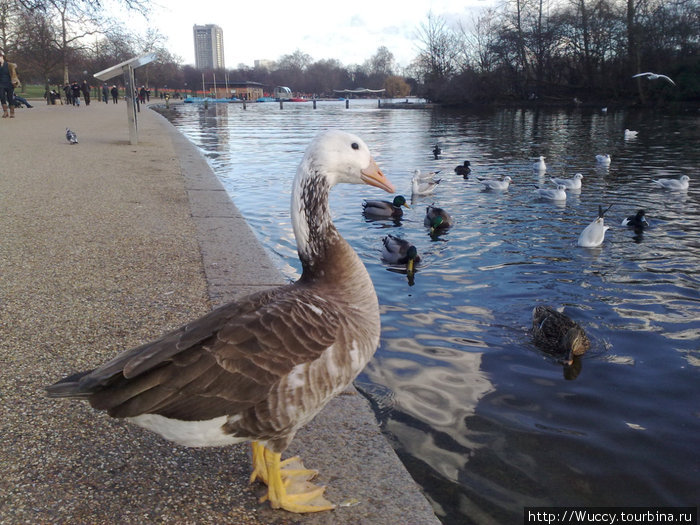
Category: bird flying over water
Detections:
[
  {"x1": 66, "y1": 128, "x2": 78, "y2": 144},
  {"x1": 632, "y1": 72, "x2": 676, "y2": 86}
]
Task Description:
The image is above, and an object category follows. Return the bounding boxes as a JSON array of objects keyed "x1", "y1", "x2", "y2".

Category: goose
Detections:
[
  {"x1": 531, "y1": 306, "x2": 590, "y2": 365},
  {"x1": 412, "y1": 170, "x2": 441, "y2": 196},
  {"x1": 624, "y1": 129, "x2": 638, "y2": 139},
  {"x1": 362, "y1": 195, "x2": 409, "y2": 218},
  {"x1": 66, "y1": 128, "x2": 78, "y2": 144},
  {"x1": 622, "y1": 210, "x2": 649, "y2": 229},
  {"x1": 478, "y1": 175, "x2": 512, "y2": 191},
  {"x1": 45, "y1": 130, "x2": 395, "y2": 514},
  {"x1": 551, "y1": 173, "x2": 583, "y2": 190},
  {"x1": 454, "y1": 161, "x2": 471, "y2": 178},
  {"x1": 652, "y1": 175, "x2": 689, "y2": 191},
  {"x1": 533, "y1": 156, "x2": 546, "y2": 171},
  {"x1": 534, "y1": 184, "x2": 567, "y2": 201},
  {"x1": 381, "y1": 234, "x2": 421, "y2": 275},
  {"x1": 595, "y1": 154, "x2": 611, "y2": 166},
  {"x1": 424, "y1": 205, "x2": 452, "y2": 234},
  {"x1": 632, "y1": 72, "x2": 676, "y2": 86},
  {"x1": 578, "y1": 204, "x2": 612, "y2": 247}
]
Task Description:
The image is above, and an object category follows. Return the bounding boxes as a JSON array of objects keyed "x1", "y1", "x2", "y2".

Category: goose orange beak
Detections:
[{"x1": 361, "y1": 157, "x2": 395, "y2": 193}]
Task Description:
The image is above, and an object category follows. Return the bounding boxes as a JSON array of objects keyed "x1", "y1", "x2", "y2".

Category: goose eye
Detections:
[{"x1": 351, "y1": 142, "x2": 359, "y2": 150}]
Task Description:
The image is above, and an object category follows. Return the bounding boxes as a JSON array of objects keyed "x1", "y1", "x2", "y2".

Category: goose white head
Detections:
[{"x1": 291, "y1": 131, "x2": 394, "y2": 263}]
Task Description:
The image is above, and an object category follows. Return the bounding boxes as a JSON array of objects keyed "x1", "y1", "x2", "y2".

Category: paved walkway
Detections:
[{"x1": 0, "y1": 100, "x2": 440, "y2": 524}]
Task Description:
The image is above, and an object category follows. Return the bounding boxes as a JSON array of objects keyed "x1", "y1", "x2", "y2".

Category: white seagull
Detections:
[
  {"x1": 66, "y1": 128, "x2": 78, "y2": 144},
  {"x1": 478, "y1": 176, "x2": 512, "y2": 191},
  {"x1": 533, "y1": 156, "x2": 547, "y2": 171},
  {"x1": 534, "y1": 184, "x2": 567, "y2": 201},
  {"x1": 652, "y1": 175, "x2": 690, "y2": 191},
  {"x1": 578, "y1": 205, "x2": 612, "y2": 248},
  {"x1": 412, "y1": 168, "x2": 441, "y2": 182},
  {"x1": 632, "y1": 72, "x2": 676, "y2": 86},
  {"x1": 624, "y1": 129, "x2": 638, "y2": 139},
  {"x1": 551, "y1": 173, "x2": 583, "y2": 190},
  {"x1": 596, "y1": 154, "x2": 611, "y2": 166},
  {"x1": 412, "y1": 170, "x2": 441, "y2": 196}
]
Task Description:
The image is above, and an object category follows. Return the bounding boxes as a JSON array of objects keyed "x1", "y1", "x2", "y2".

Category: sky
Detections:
[{"x1": 120, "y1": 0, "x2": 497, "y2": 69}]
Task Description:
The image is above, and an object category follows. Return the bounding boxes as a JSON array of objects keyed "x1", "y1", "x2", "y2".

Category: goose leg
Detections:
[
  {"x1": 249, "y1": 441, "x2": 319, "y2": 486},
  {"x1": 263, "y1": 447, "x2": 335, "y2": 513}
]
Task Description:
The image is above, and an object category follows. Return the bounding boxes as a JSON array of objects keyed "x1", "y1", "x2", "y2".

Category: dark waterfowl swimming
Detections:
[
  {"x1": 381, "y1": 234, "x2": 421, "y2": 275},
  {"x1": 432, "y1": 143, "x2": 441, "y2": 159},
  {"x1": 621, "y1": 209, "x2": 649, "y2": 229},
  {"x1": 531, "y1": 305, "x2": 590, "y2": 365},
  {"x1": 454, "y1": 161, "x2": 471, "y2": 178},
  {"x1": 363, "y1": 195, "x2": 409, "y2": 218},
  {"x1": 424, "y1": 205, "x2": 453, "y2": 235},
  {"x1": 45, "y1": 130, "x2": 395, "y2": 514}
]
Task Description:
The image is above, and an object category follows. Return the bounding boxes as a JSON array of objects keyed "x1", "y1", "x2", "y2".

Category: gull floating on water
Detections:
[
  {"x1": 578, "y1": 205, "x2": 612, "y2": 247},
  {"x1": 412, "y1": 170, "x2": 441, "y2": 196},
  {"x1": 596, "y1": 154, "x2": 611, "y2": 166},
  {"x1": 624, "y1": 129, "x2": 638, "y2": 139},
  {"x1": 478, "y1": 176, "x2": 512, "y2": 191},
  {"x1": 533, "y1": 156, "x2": 547, "y2": 171},
  {"x1": 534, "y1": 184, "x2": 567, "y2": 201},
  {"x1": 413, "y1": 169, "x2": 441, "y2": 182},
  {"x1": 551, "y1": 173, "x2": 583, "y2": 190},
  {"x1": 652, "y1": 175, "x2": 689, "y2": 191},
  {"x1": 632, "y1": 72, "x2": 676, "y2": 86}
]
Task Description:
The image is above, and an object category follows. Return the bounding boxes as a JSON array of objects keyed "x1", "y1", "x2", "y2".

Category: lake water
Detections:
[{"x1": 157, "y1": 100, "x2": 699, "y2": 524}]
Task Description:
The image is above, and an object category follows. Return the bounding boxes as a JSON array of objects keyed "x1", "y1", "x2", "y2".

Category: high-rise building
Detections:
[{"x1": 193, "y1": 24, "x2": 225, "y2": 70}]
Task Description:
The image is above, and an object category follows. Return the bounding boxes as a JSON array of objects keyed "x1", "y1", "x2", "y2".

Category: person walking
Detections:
[
  {"x1": 110, "y1": 85, "x2": 119, "y2": 103},
  {"x1": 71, "y1": 81, "x2": 81, "y2": 106},
  {"x1": 81, "y1": 80, "x2": 91, "y2": 105},
  {"x1": 102, "y1": 83, "x2": 109, "y2": 104},
  {"x1": 0, "y1": 50, "x2": 20, "y2": 118}
]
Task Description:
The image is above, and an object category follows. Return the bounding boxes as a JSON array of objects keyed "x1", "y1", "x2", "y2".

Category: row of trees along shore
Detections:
[{"x1": 1, "y1": 0, "x2": 697, "y2": 107}]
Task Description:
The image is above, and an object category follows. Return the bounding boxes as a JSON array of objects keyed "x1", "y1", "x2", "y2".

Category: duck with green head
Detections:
[
  {"x1": 362, "y1": 195, "x2": 409, "y2": 219},
  {"x1": 424, "y1": 205, "x2": 452, "y2": 235}
]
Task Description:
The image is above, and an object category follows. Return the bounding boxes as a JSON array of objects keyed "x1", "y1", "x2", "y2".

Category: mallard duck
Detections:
[
  {"x1": 454, "y1": 161, "x2": 471, "y2": 178},
  {"x1": 622, "y1": 209, "x2": 649, "y2": 229},
  {"x1": 478, "y1": 175, "x2": 512, "y2": 191},
  {"x1": 381, "y1": 234, "x2": 421, "y2": 275},
  {"x1": 652, "y1": 175, "x2": 689, "y2": 191},
  {"x1": 412, "y1": 170, "x2": 441, "y2": 196},
  {"x1": 551, "y1": 173, "x2": 583, "y2": 190},
  {"x1": 531, "y1": 305, "x2": 590, "y2": 365},
  {"x1": 45, "y1": 130, "x2": 395, "y2": 514},
  {"x1": 363, "y1": 195, "x2": 409, "y2": 218},
  {"x1": 578, "y1": 204, "x2": 612, "y2": 247},
  {"x1": 424, "y1": 205, "x2": 452, "y2": 234},
  {"x1": 534, "y1": 184, "x2": 567, "y2": 201},
  {"x1": 533, "y1": 156, "x2": 546, "y2": 171},
  {"x1": 595, "y1": 154, "x2": 611, "y2": 166}
]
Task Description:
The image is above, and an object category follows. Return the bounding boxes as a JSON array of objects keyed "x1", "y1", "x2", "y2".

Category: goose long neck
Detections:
[{"x1": 291, "y1": 165, "x2": 339, "y2": 276}]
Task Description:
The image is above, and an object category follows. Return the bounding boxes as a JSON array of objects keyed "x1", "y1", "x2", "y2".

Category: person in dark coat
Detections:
[
  {"x1": 0, "y1": 50, "x2": 19, "y2": 118},
  {"x1": 71, "y1": 81, "x2": 81, "y2": 106},
  {"x1": 102, "y1": 83, "x2": 109, "y2": 104},
  {"x1": 110, "y1": 85, "x2": 119, "y2": 103},
  {"x1": 81, "y1": 80, "x2": 91, "y2": 105}
]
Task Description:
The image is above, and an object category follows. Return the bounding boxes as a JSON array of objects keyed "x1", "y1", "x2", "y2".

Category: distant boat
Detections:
[{"x1": 256, "y1": 97, "x2": 276, "y2": 102}]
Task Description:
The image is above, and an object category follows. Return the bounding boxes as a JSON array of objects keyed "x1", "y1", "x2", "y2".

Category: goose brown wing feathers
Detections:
[{"x1": 53, "y1": 285, "x2": 343, "y2": 420}]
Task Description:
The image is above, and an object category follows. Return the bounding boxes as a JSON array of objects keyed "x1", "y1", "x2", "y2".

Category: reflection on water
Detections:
[{"x1": 158, "y1": 102, "x2": 700, "y2": 524}]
